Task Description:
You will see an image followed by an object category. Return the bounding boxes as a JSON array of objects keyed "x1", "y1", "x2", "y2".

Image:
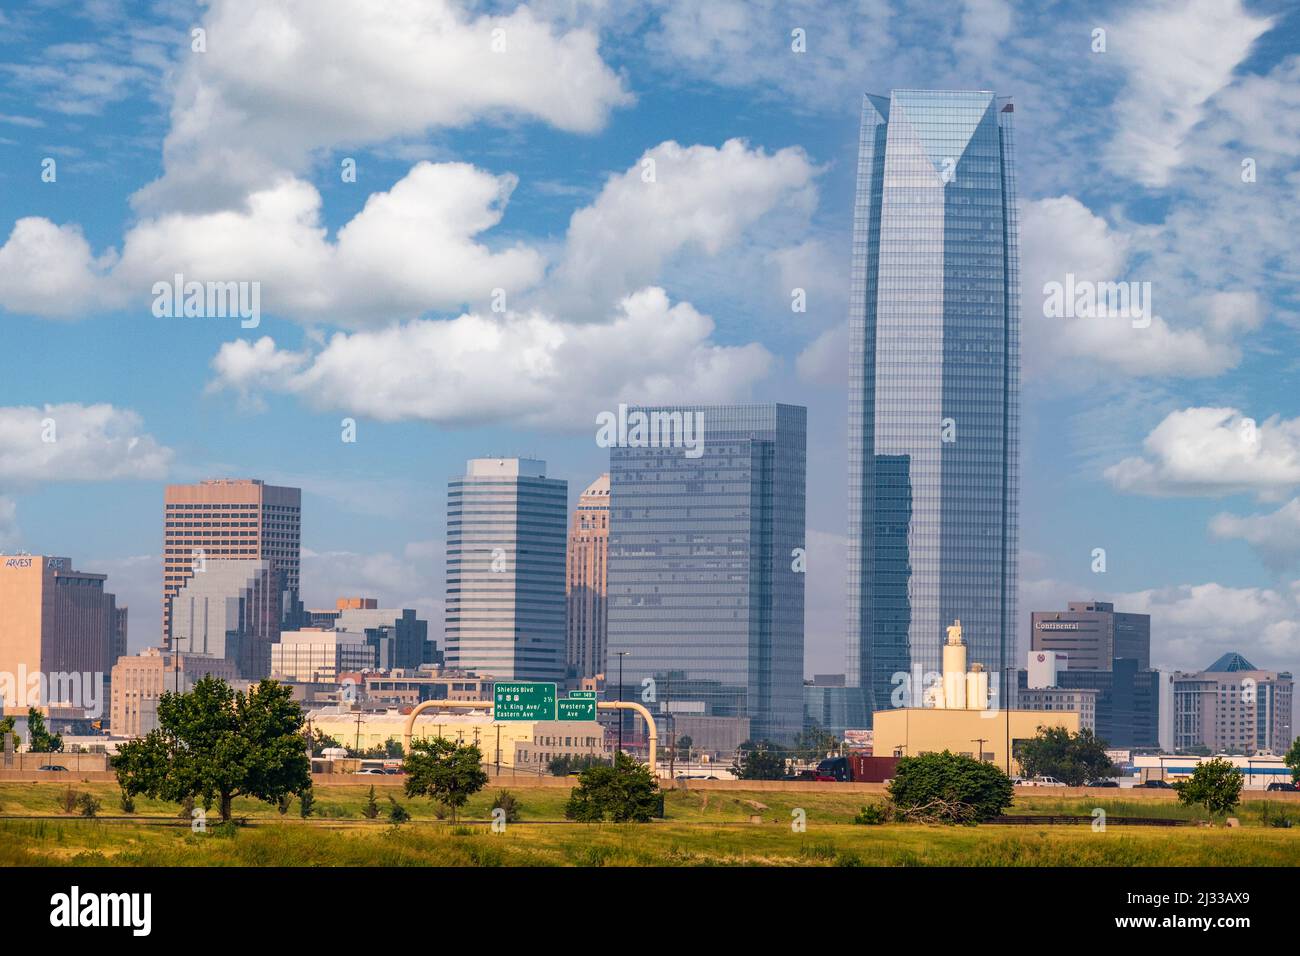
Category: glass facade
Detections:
[
  {"x1": 445, "y1": 459, "x2": 568, "y2": 681},
  {"x1": 607, "y1": 404, "x2": 807, "y2": 743},
  {"x1": 846, "y1": 90, "x2": 1020, "y2": 722}
]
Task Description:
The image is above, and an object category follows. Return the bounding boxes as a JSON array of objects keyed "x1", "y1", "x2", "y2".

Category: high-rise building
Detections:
[
  {"x1": 566, "y1": 474, "x2": 609, "y2": 681},
  {"x1": 1173, "y1": 653, "x2": 1293, "y2": 755},
  {"x1": 169, "y1": 559, "x2": 283, "y2": 679},
  {"x1": 162, "y1": 479, "x2": 301, "y2": 644},
  {"x1": 0, "y1": 555, "x2": 118, "y2": 716},
  {"x1": 110, "y1": 648, "x2": 238, "y2": 737},
  {"x1": 444, "y1": 458, "x2": 567, "y2": 681},
  {"x1": 112, "y1": 606, "x2": 129, "y2": 665},
  {"x1": 1031, "y1": 601, "x2": 1150, "y2": 670},
  {"x1": 332, "y1": 601, "x2": 430, "y2": 672},
  {"x1": 607, "y1": 404, "x2": 807, "y2": 744},
  {"x1": 270, "y1": 628, "x2": 376, "y2": 683},
  {"x1": 845, "y1": 90, "x2": 1021, "y2": 724}
]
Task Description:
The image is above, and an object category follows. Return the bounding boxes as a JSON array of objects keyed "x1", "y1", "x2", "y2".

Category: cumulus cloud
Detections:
[
  {"x1": 1211, "y1": 499, "x2": 1300, "y2": 572},
  {"x1": 209, "y1": 287, "x2": 773, "y2": 428},
  {"x1": 1105, "y1": 0, "x2": 1274, "y2": 187},
  {"x1": 301, "y1": 541, "x2": 443, "y2": 635},
  {"x1": 136, "y1": 0, "x2": 632, "y2": 212},
  {"x1": 1104, "y1": 407, "x2": 1300, "y2": 500},
  {"x1": 0, "y1": 219, "x2": 118, "y2": 318},
  {"x1": 0, "y1": 403, "x2": 172, "y2": 483},
  {"x1": 546, "y1": 138, "x2": 819, "y2": 317}
]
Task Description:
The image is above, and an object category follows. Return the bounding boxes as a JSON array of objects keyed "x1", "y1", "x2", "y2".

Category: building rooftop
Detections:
[{"x1": 1206, "y1": 652, "x2": 1257, "y2": 673}]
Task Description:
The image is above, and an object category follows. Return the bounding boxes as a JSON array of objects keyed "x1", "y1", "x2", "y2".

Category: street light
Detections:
[{"x1": 616, "y1": 652, "x2": 629, "y2": 758}]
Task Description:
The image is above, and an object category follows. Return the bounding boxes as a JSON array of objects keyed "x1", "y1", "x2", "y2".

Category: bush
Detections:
[
  {"x1": 854, "y1": 802, "x2": 890, "y2": 825},
  {"x1": 76, "y1": 793, "x2": 101, "y2": 818},
  {"x1": 299, "y1": 788, "x2": 316, "y2": 819},
  {"x1": 387, "y1": 796, "x2": 410, "y2": 824},
  {"x1": 119, "y1": 790, "x2": 136, "y2": 814},
  {"x1": 362, "y1": 785, "x2": 380, "y2": 820},
  {"x1": 492, "y1": 790, "x2": 522, "y2": 823},
  {"x1": 565, "y1": 752, "x2": 660, "y2": 823},
  {"x1": 887, "y1": 751, "x2": 1014, "y2": 823},
  {"x1": 59, "y1": 787, "x2": 79, "y2": 814}
]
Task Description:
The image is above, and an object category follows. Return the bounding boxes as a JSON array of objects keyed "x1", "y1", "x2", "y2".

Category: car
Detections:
[
  {"x1": 1140, "y1": 779, "x2": 1173, "y2": 789},
  {"x1": 35, "y1": 765, "x2": 69, "y2": 772},
  {"x1": 1025, "y1": 776, "x2": 1067, "y2": 787},
  {"x1": 1266, "y1": 782, "x2": 1299, "y2": 792},
  {"x1": 1086, "y1": 779, "x2": 1120, "y2": 787},
  {"x1": 382, "y1": 767, "x2": 404, "y2": 775},
  {"x1": 354, "y1": 768, "x2": 387, "y2": 775}
]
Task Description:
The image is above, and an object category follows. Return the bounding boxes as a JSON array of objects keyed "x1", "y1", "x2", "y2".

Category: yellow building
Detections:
[{"x1": 872, "y1": 619, "x2": 1081, "y2": 776}]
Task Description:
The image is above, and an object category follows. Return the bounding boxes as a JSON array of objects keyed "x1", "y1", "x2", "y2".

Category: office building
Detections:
[
  {"x1": 845, "y1": 90, "x2": 1021, "y2": 723},
  {"x1": 112, "y1": 606, "x2": 128, "y2": 665},
  {"x1": 328, "y1": 599, "x2": 431, "y2": 672},
  {"x1": 1173, "y1": 653, "x2": 1293, "y2": 755},
  {"x1": 607, "y1": 403, "x2": 807, "y2": 743},
  {"x1": 803, "y1": 674, "x2": 870, "y2": 738},
  {"x1": 162, "y1": 479, "x2": 301, "y2": 644},
  {"x1": 0, "y1": 555, "x2": 118, "y2": 716},
  {"x1": 444, "y1": 459, "x2": 567, "y2": 681},
  {"x1": 109, "y1": 648, "x2": 238, "y2": 737},
  {"x1": 1031, "y1": 601, "x2": 1150, "y2": 670},
  {"x1": 1015, "y1": 686, "x2": 1097, "y2": 733},
  {"x1": 170, "y1": 559, "x2": 283, "y2": 680},
  {"x1": 566, "y1": 473, "x2": 610, "y2": 680},
  {"x1": 271, "y1": 628, "x2": 376, "y2": 683}
]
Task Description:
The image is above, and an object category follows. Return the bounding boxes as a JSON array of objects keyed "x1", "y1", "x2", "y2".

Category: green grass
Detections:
[{"x1": 4, "y1": 782, "x2": 1297, "y2": 866}]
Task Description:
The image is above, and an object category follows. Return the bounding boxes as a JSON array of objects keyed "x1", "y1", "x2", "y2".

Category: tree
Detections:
[
  {"x1": 362, "y1": 785, "x2": 380, "y2": 819},
  {"x1": 1175, "y1": 757, "x2": 1244, "y2": 819},
  {"x1": 26, "y1": 708, "x2": 63, "y2": 753},
  {"x1": 674, "y1": 735, "x2": 693, "y2": 761},
  {"x1": 402, "y1": 738, "x2": 488, "y2": 823},
  {"x1": 299, "y1": 788, "x2": 316, "y2": 819},
  {"x1": 887, "y1": 751, "x2": 1014, "y2": 823},
  {"x1": 1284, "y1": 738, "x2": 1300, "y2": 784},
  {"x1": 0, "y1": 715, "x2": 18, "y2": 752},
  {"x1": 792, "y1": 725, "x2": 839, "y2": 762},
  {"x1": 564, "y1": 751, "x2": 661, "y2": 822},
  {"x1": 731, "y1": 740, "x2": 786, "y2": 780},
  {"x1": 1016, "y1": 727, "x2": 1118, "y2": 786},
  {"x1": 308, "y1": 728, "x2": 343, "y2": 757},
  {"x1": 112, "y1": 677, "x2": 311, "y2": 823},
  {"x1": 387, "y1": 796, "x2": 410, "y2": 824},
  {"x1": 547, "y1": 753, "x2": 609, "y2": 776},
  {"x1": 492, "y1": 790, "x2": 521, "y2": 823}
]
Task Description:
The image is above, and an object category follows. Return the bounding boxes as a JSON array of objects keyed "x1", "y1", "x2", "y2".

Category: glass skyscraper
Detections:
[
  {"x1": 845, "y1": 90, "x2": 1020, "y2": 722},
  {"x1": 445, "y1": 458, "x2": 568, "y2": 681},
  {"x1": 607, "y1": 404, "x2": 806, "y2": 744}
]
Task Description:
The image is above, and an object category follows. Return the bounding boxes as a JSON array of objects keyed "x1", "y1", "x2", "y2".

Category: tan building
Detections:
[
  {"x1": 565, "y1": 474, "x2": 609, "y2": 680},
  {"x1": 109, "y1": 648, "x2": 238, "y2": 737},
  {"x1": 271, "y1": 629, "x2": 375, "y2": 682},
  {"x1": 1173, "y1": 652, "x2": 1293, "y2": 754},
  {"x1": 0, "y1": 555, "x2": 118, "y2": 717},
  {"x1": 162, "y1": 479, "x2": 301, "y2": 643}
]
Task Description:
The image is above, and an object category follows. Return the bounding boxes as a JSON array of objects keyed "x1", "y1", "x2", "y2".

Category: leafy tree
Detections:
[
  {"x1": 0, "y1": 715, "x2": 18, "y2": 752},
  {"x1": 1284, "y1": 738, "x2": 1300, "y2": 784},
  {"x1": 362, "y1": 785, "x2": 380, "y2": 819},
  {"x1": 565, "y1": 752, "x2": 660, "y2": 822},
  {"x1": 26, "y1": 708, "x2": 63, "y2": 753},
  {"x1": 1175, "y1": 757, "x2": 1244, "y2": 818},
  {"x1": 547, "y1": 753, "x2": 609, "y2": 776},
  {"x1": 1016, "y1": 727, "x2": 1117, "y2": 786},
  {"x1": 492, "y1": 789, "x2": 522, "y2": 823},
  {"x1": 731, "y1": 740, "x2": 786, "y2": 780},
  {"x1": 402, "y1": 738, "x2": 488, "y2": 823},
  {"x1": 112, "y1": 677, "x2": 311, "y2": 823},
  {"x1": 308, "y1": 729, "x2": 343, "y2": 757},
  {"x1": 888, "y1": 751, "x2": 1014, "y2": 823}
]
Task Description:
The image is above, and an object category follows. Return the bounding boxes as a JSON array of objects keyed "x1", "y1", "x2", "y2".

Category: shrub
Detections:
[
  {"x1": 565, "y1": 752, "x2": 660, "y2": 823},
  {"x1": 492, "y1": 790, "x2": 521, "y2": 823},
  {"x1": 854, "y1": 802, "x2": 890, "y2": 825},
  {"x1": 59, "y1": 787, "x2": 79, "y2": 814},
  {"x1": 386, "y1": 796, "x2": 410, "y2": 824},
  {"x1": 119, "y1": 790, "x2": 136, "y2": 814},
  {"x1": 362, "y1": 785, "x2": 380, "y2": 820},
  {"x1": 76, "y1": 793, "x2": 101, "y2": 818},
  {"x1": 299, "y1": 788, "x2": 316, "y2": 819},
  {"x1": 887, "y1": 751, "x2": 1014, "y2": 823}
]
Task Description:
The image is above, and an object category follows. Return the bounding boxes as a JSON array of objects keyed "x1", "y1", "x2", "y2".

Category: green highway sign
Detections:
[
  {"x1": 567, "y1": 691, "x2": 597, "y2": 699},
  {"x1": 493, "y1": 682, "x2": 557, "y2": 721},
  {"x1": 558, "y1": 698, "x2": 597, "y2": 721}
]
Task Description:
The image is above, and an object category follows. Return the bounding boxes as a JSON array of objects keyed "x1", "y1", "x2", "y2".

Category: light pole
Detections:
[
  {"x1": 972, "y1": 738, "x2": 988, "y2": 762},
  {"x1": 616, "y1": 651, "x2": 629, "y2": 759}
]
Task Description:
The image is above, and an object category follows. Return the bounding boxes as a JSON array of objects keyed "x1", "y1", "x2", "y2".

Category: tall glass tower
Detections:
[
  {"x1": 445, "y1": 458, "x2": 568, "y2": 681},
  {"x1": 607, "y1": 404, "x2": 807, "y2": 744},
  {"x1": 845, "y1": 90, "x2": 1020, "y2": 722}
]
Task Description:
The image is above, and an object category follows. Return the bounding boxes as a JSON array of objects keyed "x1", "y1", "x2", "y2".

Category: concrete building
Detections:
[
  {"x1": 445, "y1": 458, "x2": 568, "y2": 681},
  {"x1": 607, "y1": 404, "x2": 807, "y2": 744},
  {"x1": 1015, "y1": 686, "x2": 1097, "y2": 733},
  {"x1": 334, "y1": 602, "x2": 430, "y2": 672},
  {"x1": 271, "y1": 629, "x2": 376, "y2": 683},
  {"x1": 0, "y1": 554, "x2": 119, "y2": 718},
  {"x1": 109, "y1": 648, "x2": 238, "y2": 737},
  {"x1": 1172, "y1": 653, "x2": 1293, "y2": 755},
  {"x1": 163, "y1": 479, "x2": 301, "y2": 644},
  {"x1": 1031, "y1": 601, "x2": 1150, "y2": 671},
  {"x1": 359, "y1": 672, "x2": 494, "y2": 708},
  {"x1": 872, "y1": 621, "x2": 1079, "y2": 776},
  {"x1": 846, "y1": 91, "x2": 1021, "y2": 725},
  {"x1": 170, "y1": 559, "x2": 282, "y2": 680},
  {"x1": 112, "y1": 606, "x2": 128, "y2": 665},
  {"x1": 566, "y1": 474, "x2": 609, "y2": 681}
]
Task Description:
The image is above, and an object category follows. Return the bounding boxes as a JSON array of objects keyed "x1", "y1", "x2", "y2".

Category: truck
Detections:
[{"x1": 813, "y1": 754, "x2": 899, "y2": 783}]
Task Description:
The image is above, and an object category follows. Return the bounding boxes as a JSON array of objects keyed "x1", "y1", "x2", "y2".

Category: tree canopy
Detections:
[
  {"x1": 26, "y1": 708, "x2": 63, "y2": 754},
  {"x1": 1016, "y1": 727, "x2": 1117, "y2": 786},
  {"x1": 1174, "y1": 757, "x2": 1244, "y2": 818},
  {"x1": 402, "y1": 738, "x2": 488, "y2": 822},
  {"x1": 731, "y1": 740, "x2": 787, "y2": 780},
  {"x1": 888, "y1": 750, "x2": 1014, "y2": 823},
  {"x1": 564, "y1": 751, "x2": 661, "y2": 822}
]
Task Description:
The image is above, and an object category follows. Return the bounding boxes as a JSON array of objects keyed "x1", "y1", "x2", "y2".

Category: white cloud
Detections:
[
  {"x1": 0, "y1": 218, "x2": 117, "y2": 318},
  {"x1": 0, "y1": 496, "x2": 19, "y2": 549},
  {"x1": 0, "y1": 403, "x2": 172, "y2": 483},
  {"x1": 301, "y1": 541, "x2": 442, "y2": 636},
  {"x1": 1022, "y1": 196, "x2": 1254, "y2": 379},
  {"x1": 795, "y1": 322, "x2": 848, "y2": 386},
  {"x1": 136, "y1": 0, "x2": 631, "y2": 212},
  {"x1": 209, "y1": 287, "x2": 773, "y2": 428},
  {"x1": 546, "y1": 138, "x2": 819, "y2": 317},
  {"x1": 1105, "y1": 0, "x2": 1274, "y2": 187},
  {"x1": 1104, "y1": 407, "x2": 1300, "y2": 500},
  {"x1": 1211, "y1": 499, "x2": 1300, "y2": 572}
]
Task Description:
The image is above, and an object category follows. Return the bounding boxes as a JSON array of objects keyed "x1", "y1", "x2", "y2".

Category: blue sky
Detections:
[{"x1": 1, "y1": 0, "x2": 1298, "y2": 679}]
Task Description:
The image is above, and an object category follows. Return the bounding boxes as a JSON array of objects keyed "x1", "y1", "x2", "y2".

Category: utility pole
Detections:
[
  {"x1": 616, "y1": 651, "x2": 629, "y2": 759},
  {"x1": 972, "y1": 738, "x2": 988, "y2": 762},
  {"x1": 495, "y1": 724, "x2": 501, "y2": 777},
  {"x1": 354, "y1": 710, "x2": 363, "y2": 753}
]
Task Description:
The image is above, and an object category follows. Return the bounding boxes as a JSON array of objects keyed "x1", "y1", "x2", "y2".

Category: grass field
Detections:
[{"x1": 3, "y1": 781, "x2": 1298, "y2": 866}]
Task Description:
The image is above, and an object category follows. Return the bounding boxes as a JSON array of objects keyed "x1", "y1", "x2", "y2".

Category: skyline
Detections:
[{"x1": 0, "y1": 0, "x2": 1298, "y2": 685}]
